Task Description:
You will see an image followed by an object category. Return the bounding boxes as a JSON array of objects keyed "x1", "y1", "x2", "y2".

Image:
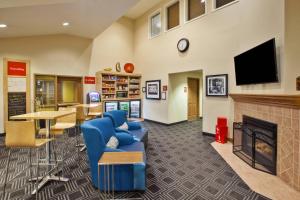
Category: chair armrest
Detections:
[
  {"x1": 115, "y1": 132, "x2": 135, "y2": 146},
  {"x1": 115, "y1": 128, "x2": 131, "y2": 133},
  {"x1": 128, "y1": 122, "x2": 142, "y2": 130},
  {"x1": 104, "y1": 147, "x2": 125, "y2": 152}
]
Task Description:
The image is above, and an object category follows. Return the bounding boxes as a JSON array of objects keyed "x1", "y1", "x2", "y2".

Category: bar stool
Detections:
[
  {"x1": 87, "y1": 104, "x2": 102, "y2": 118},
  {"x1": 3, "y1": 121, "x2": 53, "y2": 200},
  {"x1": 39, "y1": 107, "x2": 76, "y2": 172}
]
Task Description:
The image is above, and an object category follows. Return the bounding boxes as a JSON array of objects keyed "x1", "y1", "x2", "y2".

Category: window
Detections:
[
  {"x1": 215, "y1": 0, "x2": 236, "y2": 9},
  {"x1": 187, "y1": 0, "x2": 206, "y2": 21},
  {"x1": 150, "y1": 12, "x2": 161, "y2": 38},
  {"x1": 166, "y1": 1, "x2": 180, "y2": 30}
]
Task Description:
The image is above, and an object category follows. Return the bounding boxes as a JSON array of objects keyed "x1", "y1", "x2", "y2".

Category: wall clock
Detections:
[{"x1": 177, "y1": 38, "x2": 189, "y2": 52}]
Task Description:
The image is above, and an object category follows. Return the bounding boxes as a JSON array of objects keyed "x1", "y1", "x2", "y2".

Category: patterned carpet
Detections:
[{"x1": 0, "y1": 120, "x2": 270, "y2": 200}]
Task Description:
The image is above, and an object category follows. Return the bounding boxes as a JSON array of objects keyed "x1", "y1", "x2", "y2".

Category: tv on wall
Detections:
[{"x1": 234, "y1": 38, "x2": 278, "y2": 86}]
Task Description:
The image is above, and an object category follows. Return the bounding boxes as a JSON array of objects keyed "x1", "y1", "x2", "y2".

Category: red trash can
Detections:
[{"x1": 215, "y1": 117, "x2": 228, "y2": 144}]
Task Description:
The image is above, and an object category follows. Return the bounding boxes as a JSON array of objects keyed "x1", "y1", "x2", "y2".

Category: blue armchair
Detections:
[
  {"x1": 81, "y1": 117, "x2": 146, "y2": 191},
  {"x1": 103, "y1": 110, "x2": 148, "y2": 147}
]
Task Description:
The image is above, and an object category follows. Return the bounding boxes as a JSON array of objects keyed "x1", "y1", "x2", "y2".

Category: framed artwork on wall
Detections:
[
  {"x1": 146, "y1": 80, "x2": 161, "y2": 100},
  {"x1": 206, "y1": 74, "x2": 228, "y2": 97},
  {"x1": 297, "y1": 76, "x2": 300, "y2": 91}
]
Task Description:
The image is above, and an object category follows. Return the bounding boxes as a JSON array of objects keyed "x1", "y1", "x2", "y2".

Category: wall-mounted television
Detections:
[{"x1": 234, "y1": 38, "x2": 278, "y2": 86}]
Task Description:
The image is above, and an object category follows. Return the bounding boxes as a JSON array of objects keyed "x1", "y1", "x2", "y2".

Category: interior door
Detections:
[{"x1": 188, "y1": 78, "x2": 199, "y2": 121}]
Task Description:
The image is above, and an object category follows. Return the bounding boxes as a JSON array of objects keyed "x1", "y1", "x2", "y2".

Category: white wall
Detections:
[
  {"x1": 133, "y1": 0, "x2": 285, "y2": 134},
  {"x1": 0, "y1": 34, "x2": 92, "y2": 133},
  {"x1": 169, "y1": 70, "x2": 202, "y2": 123}
]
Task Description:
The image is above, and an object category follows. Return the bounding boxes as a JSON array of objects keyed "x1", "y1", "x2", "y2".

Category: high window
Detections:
[
  {"x1": 187, "y1": 0, "x2": 206, "y2": 21},
  {"x1": 215, "y1": 0, "x2": 236, "y2": 9},
  {"x1": 150, "y1": 11, "x2": 161, "y2": 38},
  {"x1": 166, "y1": 1, "x2": 180, "y2": 30}
]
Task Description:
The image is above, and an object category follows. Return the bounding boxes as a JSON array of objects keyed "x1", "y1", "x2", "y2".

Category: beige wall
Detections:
[
  {"x1": 133, "y1": 0, "x2": 284, "y2": 134},
  {"x1": 86, "y1": 17, "x2": 135, "y2": 92},
  {"x1": 0, "y1": 34, "x2": 92, "y2": 133},
  {"x1": 284, "y1": 0, "x2": 300, "y2": 93},
  {"x1": 169, "y1": 70, "x2": 203, "y2": 123},
  {"x1": 89, "y1": 17, "x2": 134, "y2": 75}
]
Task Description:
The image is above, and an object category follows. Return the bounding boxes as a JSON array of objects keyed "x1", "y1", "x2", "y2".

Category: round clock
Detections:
[{"x1": 177, "y1": 38, "x2": 189, "y2": 52}]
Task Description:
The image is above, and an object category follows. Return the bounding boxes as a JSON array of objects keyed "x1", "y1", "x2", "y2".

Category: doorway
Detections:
[{"x1": 187, "y1": 78, "x2": 199, "y2": 121}]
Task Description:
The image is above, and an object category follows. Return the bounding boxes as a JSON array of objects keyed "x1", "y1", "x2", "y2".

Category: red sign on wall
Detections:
[
  {"x1": 84, "y1": 76, "x2": 96, "y2": 84},
  {"x1": 7, "y1": 61, "x2": 27, "y2": 76}
]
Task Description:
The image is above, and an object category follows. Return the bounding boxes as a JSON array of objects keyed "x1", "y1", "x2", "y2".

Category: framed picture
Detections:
[
  {"x1": 146, "y1": 80, "x2": 161, "y2": 100},
  {"x1": 142, "y1": 87, "x2": 146, "y2": 93},
  {"x1": 297, "y1": 76, "x2": 300, "y2": 91},
  {"x1": 161, "y1": 92, "x2": 166, "y2": 100},
  {"x1": 206, "y1": 74, "x2": 228, "y2": 97}
]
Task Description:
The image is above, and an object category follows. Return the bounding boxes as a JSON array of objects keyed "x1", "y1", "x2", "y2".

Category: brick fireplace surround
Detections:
[{"x1": 230, "y1": 94, "x2": 300, "y2": 191}]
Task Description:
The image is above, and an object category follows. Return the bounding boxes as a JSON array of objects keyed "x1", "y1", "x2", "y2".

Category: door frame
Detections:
[{"x1": 187, "y1": 77, "x2": 200, "y2": 121}]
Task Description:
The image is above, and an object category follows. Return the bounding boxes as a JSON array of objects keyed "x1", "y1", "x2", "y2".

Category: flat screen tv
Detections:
[{"x1": 234, "y1": 38, "x2": 278, "y2": 85}]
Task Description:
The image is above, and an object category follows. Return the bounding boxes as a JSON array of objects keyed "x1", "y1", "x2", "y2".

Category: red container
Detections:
[
  {"x1": 217, "y1": 117, "x2": 227, "y2": 127},
  {"x1": 215, "y1": 126, "x2": 228, "y2": 144},
  {"x1": 215, "y1": 117, "x2": 228, "y2": 144}
]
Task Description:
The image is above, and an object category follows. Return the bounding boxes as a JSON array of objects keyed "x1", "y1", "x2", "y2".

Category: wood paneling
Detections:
[
  {"x1": 229, "y1": 93, "x2": 300, "y2": 109},
  {"x1": 188, "y1": 78, "x2": 199, "y2": 120}
]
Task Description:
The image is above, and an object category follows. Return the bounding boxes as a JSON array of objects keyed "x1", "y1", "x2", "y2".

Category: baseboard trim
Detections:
[
  {"x1": 144, "y1": 119, "x2": 187, "y2": 126},
  {"x1": 202, "y1": 132, "x2": 215, "y2": 137}
]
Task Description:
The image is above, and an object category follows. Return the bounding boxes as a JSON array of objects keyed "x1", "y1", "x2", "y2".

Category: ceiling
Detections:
[
  {"x1": 0, "y1": 0, "x2": 139, "y2": 38},
  {"x1": 125, "y1": 0, "x2": 164, "y2": 19}
]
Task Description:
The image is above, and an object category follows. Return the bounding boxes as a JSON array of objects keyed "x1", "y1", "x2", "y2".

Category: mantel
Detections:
[{"x1": 229, "y1": 93, "x2": 300, "y2": 109}]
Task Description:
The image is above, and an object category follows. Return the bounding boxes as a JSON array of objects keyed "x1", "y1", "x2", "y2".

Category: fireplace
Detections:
[{"x1": 233, "y1": 115, "x2": 277, "y2": 175}]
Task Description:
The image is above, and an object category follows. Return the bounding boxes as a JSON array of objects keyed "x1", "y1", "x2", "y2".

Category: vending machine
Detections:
[
  {"x1": 129, "y1": 100, "x2": 141, "y2": 118},
  {"x1": 119, "y1": 101, "x2": 130, "y2": 117},
  {"x1": 87, "y1": 92, "x2": 101, "y2": 104},
  {"x1": 104, "y1": 101, "x2": 118, "y2": 112}
]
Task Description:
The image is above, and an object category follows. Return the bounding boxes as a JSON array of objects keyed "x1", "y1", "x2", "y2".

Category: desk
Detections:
[
  {"x1": 98, "y1": 152, "x2": 143, "y2": 200},
  {"x1": 10, "y1": 110, "x2": 75, "y2": 194}
]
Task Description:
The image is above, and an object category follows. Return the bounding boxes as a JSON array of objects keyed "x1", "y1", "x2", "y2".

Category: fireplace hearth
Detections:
[{"x1": 233, "y1": 115, "x2": 277, "y2": 175}]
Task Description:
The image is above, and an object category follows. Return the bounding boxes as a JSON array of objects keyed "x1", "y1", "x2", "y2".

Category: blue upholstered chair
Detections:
[
  {"x1": 81, "y1": 117, "x2": 146, "y2": 191},
  {"x1": 103, "y1": 110, "x2": 148, "y2": 146}
]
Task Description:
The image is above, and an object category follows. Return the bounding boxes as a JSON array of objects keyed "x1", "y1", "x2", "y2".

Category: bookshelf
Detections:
[{"x1": 96, "y1": 71, "x2": 142, "y2": 100}]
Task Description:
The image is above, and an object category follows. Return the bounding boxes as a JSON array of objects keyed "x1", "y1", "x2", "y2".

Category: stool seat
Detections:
[
  {"x1": 39, "y1": 122, "x2": 76, "y2": 136},
  {"x1": 35, "y1": 139, "x2": 53, "y2": 147},
  {"x1": 51, "y1": 122, "x2": 76, "y2": 130}
]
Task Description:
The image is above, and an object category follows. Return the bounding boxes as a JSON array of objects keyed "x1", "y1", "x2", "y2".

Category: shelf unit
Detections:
[{"x1": 96, "y1": 71, "x2": 142, "y2": 100}]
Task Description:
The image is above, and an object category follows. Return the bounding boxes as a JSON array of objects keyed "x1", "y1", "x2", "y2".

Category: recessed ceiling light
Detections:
[
  {"x1": 0, "y1": 24, "x2": 7, "y2": 28},
  {"x1": 62, "y1": 22, "x2": 70, "y2": 26}
]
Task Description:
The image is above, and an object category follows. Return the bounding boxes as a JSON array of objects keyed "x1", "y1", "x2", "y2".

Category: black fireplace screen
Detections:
[{"x1": 233, "y1": 115, "x2": 277, "y2": 175}]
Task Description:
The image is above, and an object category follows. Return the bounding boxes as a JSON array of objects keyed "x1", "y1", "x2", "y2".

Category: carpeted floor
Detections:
[{"x1": 0, "y1": 120, "x2": 269, "y2": 200}]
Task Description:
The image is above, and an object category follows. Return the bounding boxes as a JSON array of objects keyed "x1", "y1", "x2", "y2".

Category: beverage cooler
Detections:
[
  {"x1": 104, "y1": 100, "x2": 142, "y2": 118},
  {"x1": 129, "y1": 100, "x2": 141, "y2": 118},
  {"x1": 104, "y1": 101, "x2": 118, "y2": 112},
  {"x1": 119, "y1": 101, "x2": 130, "y2": 117}
]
